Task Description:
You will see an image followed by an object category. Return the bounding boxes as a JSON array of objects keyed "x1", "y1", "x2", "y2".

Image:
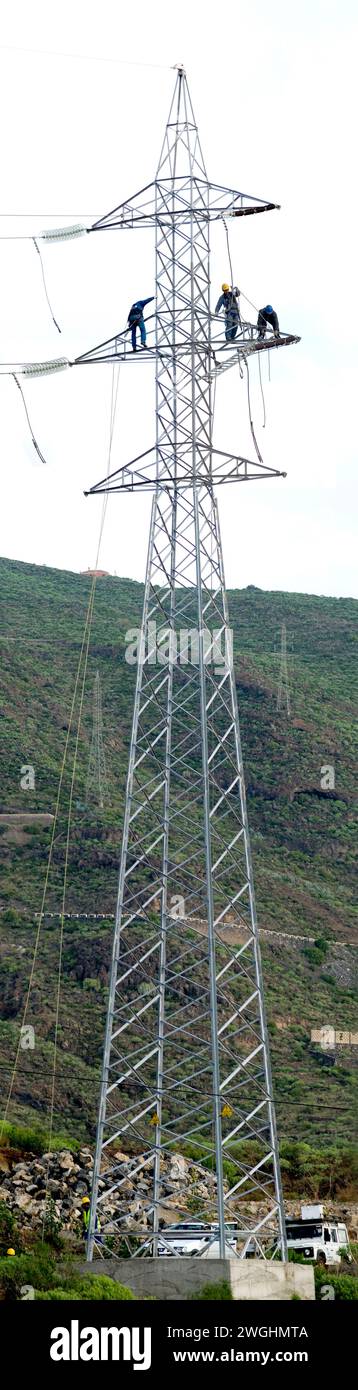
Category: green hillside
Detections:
[{"x1": 0, "y1": 556, "x2": 357, "y2": 1150}]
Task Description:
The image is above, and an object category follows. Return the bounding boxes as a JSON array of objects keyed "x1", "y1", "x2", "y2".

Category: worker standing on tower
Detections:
[
  {"x1": 127, "y1": 296, "x2": 154, "y2": 351},
  {"x1": 257, "y1": 305, "x2": 280, "y2": 339},
  {"x1": 215, "y1": 284, "x2": 241, "y2": 341},
  {"x1": 81, "y1": 1195, "x2": 101, "y2": 1248}
]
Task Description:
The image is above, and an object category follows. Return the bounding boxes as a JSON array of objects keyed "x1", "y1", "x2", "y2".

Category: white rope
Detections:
[
  {"x1": 242, "y1": 356, "x2": 264, "y2": 466},
  {"x1": 258, "y1": 352, "x2": 266, "y2": 429}
]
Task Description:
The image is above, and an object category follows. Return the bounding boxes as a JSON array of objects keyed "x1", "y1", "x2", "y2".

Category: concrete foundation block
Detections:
[{"x1": 83, "y1": 1257, "x2": 315, "y2": 1301}]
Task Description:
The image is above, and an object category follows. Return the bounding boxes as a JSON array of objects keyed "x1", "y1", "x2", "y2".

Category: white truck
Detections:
[{"x1": 282, "y1": 1204, "x2": 351, "y2": 1266}]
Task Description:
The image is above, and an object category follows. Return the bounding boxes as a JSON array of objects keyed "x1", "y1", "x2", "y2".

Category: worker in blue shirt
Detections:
[
  {"x1": 257, "y1": 305, "x2": 280, "y2": 339},
  {"x1": 127, "y1": 296, "x2": 154, "y2": 351},
  {"x1": 215, "y1": 284, "x2": 241, "y2": 341}
]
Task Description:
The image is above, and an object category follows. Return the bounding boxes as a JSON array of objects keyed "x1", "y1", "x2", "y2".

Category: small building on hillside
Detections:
[
  {"x1": 310, "y1": 1028, "x2": 358, "y2": 1056},
  {"x1": 80, "y1": 569, "x2": 110, "y2": 578}
]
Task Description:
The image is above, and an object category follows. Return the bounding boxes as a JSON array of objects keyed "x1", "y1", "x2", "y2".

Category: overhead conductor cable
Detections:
[
  {"x1": 33, "y1": 237, "x2": 62, "y2": 332},
  {"x1": 12, "y1": 374, "x2": 48, "y2": 465}
]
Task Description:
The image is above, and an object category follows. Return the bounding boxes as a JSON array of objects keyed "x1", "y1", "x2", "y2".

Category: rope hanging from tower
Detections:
[{"x1": 222, "y1": 213, "x2": 268, "y2": 427}]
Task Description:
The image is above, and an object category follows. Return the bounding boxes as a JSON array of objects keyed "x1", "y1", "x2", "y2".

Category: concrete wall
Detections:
[
  {"x1": 230, "y1": 1261, "x2": 314, "y2": 1301},
  {"x1": 83, "y1": 1257, "x2": 315, "y2": 1301}
]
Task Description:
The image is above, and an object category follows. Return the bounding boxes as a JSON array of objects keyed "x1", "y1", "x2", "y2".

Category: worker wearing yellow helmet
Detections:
[
  {"x1": 81, "y1": 1195, "x2": 101, "y2": 1244},
  {"x1": 6, "y1": 1248, "x2": 16, "y2": 1256},
  {"x1": 215, "y1": 283, "x2": 241, "y2": 341},
  {"x1": 81, "y1": 1195, "x2": 90, "y2": 1235}
]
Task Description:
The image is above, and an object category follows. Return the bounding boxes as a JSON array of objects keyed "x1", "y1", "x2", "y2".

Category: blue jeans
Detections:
[
  {"x1": 225, "y1": 311, "x2": 239, "y2": 341},
  {"x1": 131, "y1": 316, "x2": 146, "y2": 350}
]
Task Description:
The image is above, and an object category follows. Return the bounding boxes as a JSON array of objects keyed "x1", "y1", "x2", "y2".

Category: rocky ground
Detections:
[{"x1": 1, "y1": 1146, "x2": 357, "y2": 1244}]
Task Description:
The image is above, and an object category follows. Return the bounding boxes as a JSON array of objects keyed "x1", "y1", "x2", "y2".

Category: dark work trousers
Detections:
[
  {"x1": 130, "y1": 315, "x2": 146, "y2": 350},
  {"x1": 257, "y1": 310, "x2": 279, "y2": 339},
  {"x1": 225, "y1": 310, "x2": 240, "y2": 341}
]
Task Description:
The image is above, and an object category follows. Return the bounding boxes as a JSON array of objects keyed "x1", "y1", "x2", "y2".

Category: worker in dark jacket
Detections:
[
  {"x1": 215, "y1": 284, "x2": 241, "y2": 341},
  {"x1": 127, "y1": 296, "x2": 154, "y2": 351},
  {"x1": 257, "y1": 305, "x2": 280, "y2": 339}
]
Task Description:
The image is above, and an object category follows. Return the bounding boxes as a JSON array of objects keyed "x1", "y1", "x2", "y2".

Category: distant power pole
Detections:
[
  {"x1": 85, "y1": 671, "x2": 110, "y2": 809},
  {"x1": 276, "y1": 622, "x2": 291, "y2": 717}
]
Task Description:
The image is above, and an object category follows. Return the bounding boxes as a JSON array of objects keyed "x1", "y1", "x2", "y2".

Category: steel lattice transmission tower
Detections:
[
  {"x1": 85, "y1": 670, "x2": 110, "y2": 810},
  {"x1": 276, "y1": 622, "x2": 291, "y2": 718},
  {"x1": 86, "y1": 68, "x2": 299, "y2": 1261}
]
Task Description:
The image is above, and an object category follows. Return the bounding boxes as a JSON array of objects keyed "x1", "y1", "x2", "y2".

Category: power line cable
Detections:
[
  {"x1": 0, "y1": 368, "x2": 120, "y2": 1154},
  {"x1": 33, "y1": 238, "x2": 61, "y2": 333},
  {"x1": 42, "y1": 368, "x2": 120, "y2": 1224},
  {"x1": 0, "y1": 43, "x2": 172, "y2": 70},
  {"x1": 12, "y1": 374, "x2": 48, "y2": 465}
]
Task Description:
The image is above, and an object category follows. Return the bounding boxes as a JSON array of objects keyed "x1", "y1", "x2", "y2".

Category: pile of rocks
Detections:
[
  {"x1": 0, "y1": 1147, "x2": 218, "y2": 1237},
  {"x1": 1, "y1": 1145, "x2": 357, "y2": 1241},
  {"x1": 0, "y1": 1146, "x2": 94, "y2": 1234}
]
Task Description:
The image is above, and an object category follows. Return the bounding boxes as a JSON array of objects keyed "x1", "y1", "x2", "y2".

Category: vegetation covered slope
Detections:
[{"x1": 0, "y1": 556, "x2": 357, "y2": 1149}]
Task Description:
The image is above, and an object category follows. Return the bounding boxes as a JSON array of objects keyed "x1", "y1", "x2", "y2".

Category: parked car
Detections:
[{"x1": 157, "y1": 1221, "x2": 237, "y2": 1257}]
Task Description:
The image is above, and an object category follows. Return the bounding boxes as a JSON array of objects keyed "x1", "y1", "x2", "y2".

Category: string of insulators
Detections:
[
  {"x1": 39, "y1": 224, "x2": 87, "y2": 242},
  {"x1": 21, "y1": 358, "x2": 70, "y2": 377}
]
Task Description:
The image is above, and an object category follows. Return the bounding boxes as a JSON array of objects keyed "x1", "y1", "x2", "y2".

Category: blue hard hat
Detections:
[{"x1": 264, "y1": 305, "x2": 273, "y2": 314}]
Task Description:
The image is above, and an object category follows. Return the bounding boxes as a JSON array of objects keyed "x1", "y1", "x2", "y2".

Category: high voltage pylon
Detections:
[
  {"x1": 86, "y1": 68, "x2": 299, "y2": 1261},
  {"x1": 276, "y1": 622, "x2": 291, "y2": 718},
  {"x1": 85, "y1": 671, "x2": 110, "y2": 810}
]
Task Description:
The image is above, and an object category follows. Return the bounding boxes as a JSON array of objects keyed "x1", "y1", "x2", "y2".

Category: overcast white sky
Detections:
[{"x1": 0, "y1": 0, "x2": 356, "y2": 598}]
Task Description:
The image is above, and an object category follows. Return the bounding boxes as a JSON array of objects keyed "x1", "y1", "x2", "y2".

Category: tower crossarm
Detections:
[
  {"x1": 75, "y1": 325, "x2": 300, "y2": 367},
  {"x1": 90, "y1": 179, "x2": 279, "y2": 232},
  {"x1": 85, "y1": 445, "x2": 286, "y2": 497}
]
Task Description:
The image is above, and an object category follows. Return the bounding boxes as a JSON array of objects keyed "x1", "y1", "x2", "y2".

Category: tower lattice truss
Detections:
[{"x1": 87, "y1": 70, "x2": 298, "y2": 1260}]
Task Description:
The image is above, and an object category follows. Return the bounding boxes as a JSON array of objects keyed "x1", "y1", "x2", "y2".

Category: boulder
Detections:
[
  {"x1": 0, "y1": 1152, "x2": 14, "y2": 1175},
  {"x1": 15, "y1": 1192, "x2": 39, "y2": 1214},
  {"x1": 168, "y1": 1154, "x2": 188, "y2": 1180},
  {"x1": 58, "y1": 1152, "x2": 76, "y2": 1172}
]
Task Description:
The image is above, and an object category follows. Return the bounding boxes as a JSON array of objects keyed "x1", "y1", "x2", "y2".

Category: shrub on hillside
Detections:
[
  {"x1": 37, "y1": 1276, "x2": 134, "y2": 1300},
  {"x1": 190, "y1": 1280, "x2": 233, "y2": 1300},
  {"x1": 315, "y1": 1265, "x2": 358, "y2": 1300},
  {"x1": 1, "y1": 1120, "x2": 79, "y2": 1154},
  {"x1": 0, "y1": 1201, "x2": 19, "y2": 1257},
  {"x1": 0, "y1": 1244, "x2": 57, "y2": 1300}
]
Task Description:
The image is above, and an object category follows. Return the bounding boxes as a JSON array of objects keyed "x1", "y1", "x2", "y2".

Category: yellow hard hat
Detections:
[
  {"x1": 222, "y1": 283, "x2": 230, "y2": 292},
  {"x1": 81, "y1": 1196, "x2": 90, "y2": 1205},
  {"x1": 7, "y1": 1248, "x2": 16, "y2": 1256}
]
